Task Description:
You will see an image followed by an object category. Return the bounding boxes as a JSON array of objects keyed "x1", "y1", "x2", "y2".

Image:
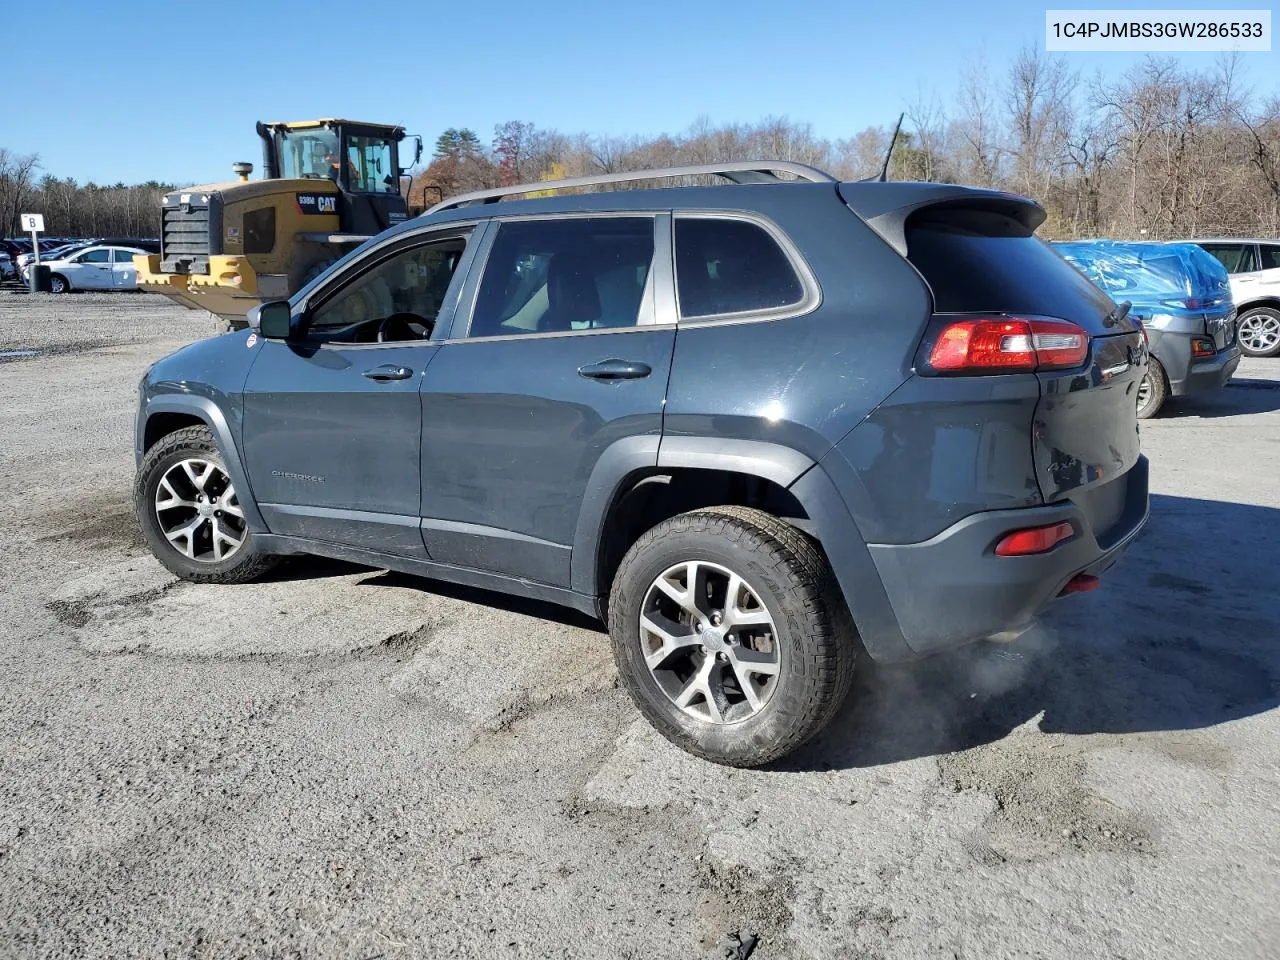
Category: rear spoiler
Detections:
[{"x1": 839, "y1": 182, "x2": 1046, "y2": 256}]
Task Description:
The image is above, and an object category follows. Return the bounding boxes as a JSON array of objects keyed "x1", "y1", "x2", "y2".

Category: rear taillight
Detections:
[
  {"x1": 921, "y1": 316, "x2": 1090, "y2": 375},
  {"x1": 994, "y1": 521, "x2": 1076, "y2": 557},
  {"x1": 1191, "y1": 338, "x2": 1216, "y2": 358}
]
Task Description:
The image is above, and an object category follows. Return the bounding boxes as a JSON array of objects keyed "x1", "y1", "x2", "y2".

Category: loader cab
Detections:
[{"x1": 257, "y1": 119, "x2": 423, "y2": 235}]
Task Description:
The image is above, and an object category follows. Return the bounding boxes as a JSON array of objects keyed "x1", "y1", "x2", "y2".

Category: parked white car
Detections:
[
  {"x1": 1194, "y1": 239, "x2": 1280, "y2": 357},
  {"x1": 22, "y1": 245, "x2": 148, "y2": 294}
]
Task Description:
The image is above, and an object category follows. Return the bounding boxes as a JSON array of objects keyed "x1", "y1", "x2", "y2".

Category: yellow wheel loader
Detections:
[{"x1": 135, "y1": 119, "x2": 423, "y2": 329}]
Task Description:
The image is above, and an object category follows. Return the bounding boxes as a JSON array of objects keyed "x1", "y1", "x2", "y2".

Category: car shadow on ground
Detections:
[
  {"x1": 779, "y1": 493, "x2": 1280, "y2": 772},
  {"x1": 1163, "y1": 378, "x2": 1280, "y2": 418},
  {"x1": 356, "y1": 569, "x2": 605, "y2": 632}
]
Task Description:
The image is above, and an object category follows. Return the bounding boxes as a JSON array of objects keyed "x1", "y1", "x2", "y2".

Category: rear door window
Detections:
[
  {"x1": 1201, "y1": 243, "x2": 1257, "y2": 274},
  {"x1": 1259, "y1": 245, "x2": 1280, "y2": 271},
  {"x1": 905, "y1": 209, "x2": 1116, "y2": 332},
  {"x1": 468, "y1": 217, "x2": 656, "y2": 338},
  {"x1": 674, "y1": 217, "x2": 806, "y2": 319}
]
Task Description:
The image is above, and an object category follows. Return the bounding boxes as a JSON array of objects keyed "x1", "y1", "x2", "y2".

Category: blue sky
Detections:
[{"x1": 7, "y1": 0, "x2": 1278, "y2": 185}]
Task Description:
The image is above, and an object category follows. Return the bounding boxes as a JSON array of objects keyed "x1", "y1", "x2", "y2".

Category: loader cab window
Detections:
[
  {"x1": 278, "y1": 129, "x2": 341, "y2": 181},
  {"x1": 345, "y1": 134, "x2": 397, "y2": 194}
]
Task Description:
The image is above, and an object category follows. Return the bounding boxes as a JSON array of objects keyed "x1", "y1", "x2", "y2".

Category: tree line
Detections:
[
  {"x1": 0, "y1": 149, "x2": 170, "y2": 238},
  {"x1": 415, "y1": 52, "x2": 1280, "y2": 240}
]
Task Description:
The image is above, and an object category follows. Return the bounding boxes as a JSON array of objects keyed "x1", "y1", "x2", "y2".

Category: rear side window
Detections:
[
  {"x1": 675, "y1": 217, "x2": 804, "y2": 319},
  {"x1": 1259, "y1": 245, "x2": 1280, "y2": 271},
  {"x1": 906, "y1": 209, "x2": 1115, "y2": 332},
  {"x1": 469, "y1": 218, "x2": 655, "y2": 338},
  {"x1": 1201, "y1": 243, "x2": 1257, "y2": 274}
]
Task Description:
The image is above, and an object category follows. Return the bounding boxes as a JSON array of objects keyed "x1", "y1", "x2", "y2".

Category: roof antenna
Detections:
[{"x1": 876, "y1": 113, "x2": 905, "y2": 182}]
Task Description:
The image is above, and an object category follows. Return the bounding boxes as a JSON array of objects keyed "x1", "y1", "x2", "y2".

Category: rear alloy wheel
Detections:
[
  {"x1": 640, "y1": 559, "x2": 782, "y2": 724},
  {"x1": 135, "y1": 425, "x2": 278, "y2": 584},
  {"x1": 49, "y1": 275, "x2": 68, "y2": 294},
  {"x1": 608, "y1": 506, "x2": 857, "y2": 767},
  {"x1": 1136, "y1": 356, "x2": 1168, "y2": 420},
  {"x1": 1236, "y1": 307, "x2": 1280, "y2": 358}
]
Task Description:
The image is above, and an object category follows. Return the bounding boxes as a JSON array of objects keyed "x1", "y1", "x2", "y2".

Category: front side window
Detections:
[
  {"x1": 675, "y1": 217, "x2": 804, "y2": 319},
  {"x1": 345, "y1": 135, "x2": 397, "y2": 194},
  {"x1": 469, "y1": 218, "x2": 656, "y2": 338},
  {"x1": 308, "y1": 236, "x2": 468, "y2": 340},
  {"x1": 278, "y1": 129, "x2": 340, "y2": 181},
  {"x1": 76, "y1": 249, "x2": 111, "y2": 264}
]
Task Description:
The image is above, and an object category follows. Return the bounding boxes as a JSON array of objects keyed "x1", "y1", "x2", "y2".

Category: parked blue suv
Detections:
[
  {"x1": 134, "y1": 163, "x2": 1150, "y2": 766},
  {"x1": 1054, "y1": 240, "x2": 1239, "y2": 418}
]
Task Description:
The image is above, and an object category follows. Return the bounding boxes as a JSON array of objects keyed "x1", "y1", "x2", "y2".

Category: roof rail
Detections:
[{"x1": 422, "y1": 161, "x2": 837, "y2": 216}]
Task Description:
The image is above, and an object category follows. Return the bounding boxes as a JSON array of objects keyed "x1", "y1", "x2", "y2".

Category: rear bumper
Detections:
[
  {"x1": 864, "y1": 455, "x2": 1149, "y2": 656},
  {"x1": 1147, "y1": 326, "x2": 1240, "y2": 397},
  {"x1": 1170, "y1": 346, "x2": 1240, "y2": 397}
]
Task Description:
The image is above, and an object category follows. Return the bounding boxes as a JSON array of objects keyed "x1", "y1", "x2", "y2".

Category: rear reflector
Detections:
[
  {"x1": 923, "y1": 316, "x2": 1089, "y2": 374},
  {"x1": 994, "y1": 521, "x2": 1075, "y2": 557},
  {"x1": 1061, "y1": 573, "x2": 1101, "y2": 594}
]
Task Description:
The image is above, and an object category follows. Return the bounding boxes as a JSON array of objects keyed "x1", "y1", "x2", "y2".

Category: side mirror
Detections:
[{"x1": 248, "y1": 300, "x2": 295, "y2": 339}]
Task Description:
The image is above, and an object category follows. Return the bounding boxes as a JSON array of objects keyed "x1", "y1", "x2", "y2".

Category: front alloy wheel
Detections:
[
  {"x1": 154, "y1": 458, "x2": 246, "y2": 562},
  {"x1": 135, "y1": 424, "x2": 278, "y2": 584}
]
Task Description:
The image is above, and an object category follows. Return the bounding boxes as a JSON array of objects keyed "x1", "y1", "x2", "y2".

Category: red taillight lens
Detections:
[
  {"x1": 924, "y1": 317, "x2": 1089, "y2": 374},
  {"x1": 994, "y1": 521, "x2": 1075, "y2": 557},
  {"x1": 1191, "y1": 338, "x2": 1216, "y2": 358}
]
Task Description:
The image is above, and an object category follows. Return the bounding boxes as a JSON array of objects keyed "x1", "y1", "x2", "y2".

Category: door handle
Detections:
[
  {"x1": 577, "y1": 359, "x2": 652, "y2": 381},
  {"x1": 362, "y1": 364, "x2": 413, "y2": 382}
]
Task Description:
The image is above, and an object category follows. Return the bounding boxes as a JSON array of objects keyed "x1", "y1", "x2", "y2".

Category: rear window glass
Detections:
[
  {"x1": 905, "y1": 210, "x2": 1115, "y2": 330},
  {"x1": 675, "y1": 218, "x2": 804, "y2": 319}
]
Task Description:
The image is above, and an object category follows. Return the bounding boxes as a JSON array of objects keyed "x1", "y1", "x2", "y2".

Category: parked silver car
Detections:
[
  {"x1": 22, "y1": 245, "x2": 148, "y2": 293},
  {"x1": 1194, "y1": 239, "x2": 1280, "y2": 357}
]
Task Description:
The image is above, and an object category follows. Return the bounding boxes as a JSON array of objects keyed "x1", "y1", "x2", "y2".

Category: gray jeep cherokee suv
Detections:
[{"x1": 134, "y1": 161, "x2": 1150, "y2": 766}]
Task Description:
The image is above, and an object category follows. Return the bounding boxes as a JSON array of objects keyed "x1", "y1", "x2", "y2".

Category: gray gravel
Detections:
[{"x1": 2, "y1": 293, "x2": 1279, "y2": 959}]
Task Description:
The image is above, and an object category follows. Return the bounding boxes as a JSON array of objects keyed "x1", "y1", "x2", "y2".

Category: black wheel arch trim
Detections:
[
  {"x1": 137, "y1": 396, "x2": 266, "y2": 531},
  {"x1": 571, "y1": 434, "x2": 915, "y2": 662}
]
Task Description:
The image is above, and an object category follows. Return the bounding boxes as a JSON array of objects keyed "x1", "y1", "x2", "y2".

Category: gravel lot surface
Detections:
[{"x1": 2, "y1": 291, "x2": 1278, "y2": 959}]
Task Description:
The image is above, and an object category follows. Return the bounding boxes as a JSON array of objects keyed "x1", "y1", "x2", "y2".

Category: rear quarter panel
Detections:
[{"x1": 662, "y1": 189, "x2": 930, "y2": 462}]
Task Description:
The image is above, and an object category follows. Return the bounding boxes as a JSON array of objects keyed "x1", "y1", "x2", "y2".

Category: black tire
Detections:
[
  {"x1": 1236, "y1": 306, "x2": 1280, "y2": 358},
  {"x1": 49, "y1": 274, "x2": 69, "y2": 294},
  {"x1": 1136, "y1": 356, "x2": 1168, "y2": 420},
  {"x1": 608, "y1": 505, "x2": 858, "y2": 767},
  {"x1": 134, "y1": 425, "x2": 279, "y2": 584}
]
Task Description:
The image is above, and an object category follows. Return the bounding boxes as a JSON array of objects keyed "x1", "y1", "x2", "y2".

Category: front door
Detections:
[
  {"x1": 420, "y1": 215, "x2": 675, "y2": 588},
  {"x1": 241, "y1": 230, "x2": 473, "y2": 557},
  {"x1": 68, "y1": 247, "x2": 113, "y2": 289}
]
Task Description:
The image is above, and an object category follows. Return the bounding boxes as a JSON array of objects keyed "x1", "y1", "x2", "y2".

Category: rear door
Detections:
[
  {"x1": 419, "y1": 214, "x2": 675, "y2": 588},
  {"x1": 111, "y1": 248, "x2": 141, "y2": 288},
  {"x1": 903, "y1": 207, "x2": 1145, "y2": 537}
]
